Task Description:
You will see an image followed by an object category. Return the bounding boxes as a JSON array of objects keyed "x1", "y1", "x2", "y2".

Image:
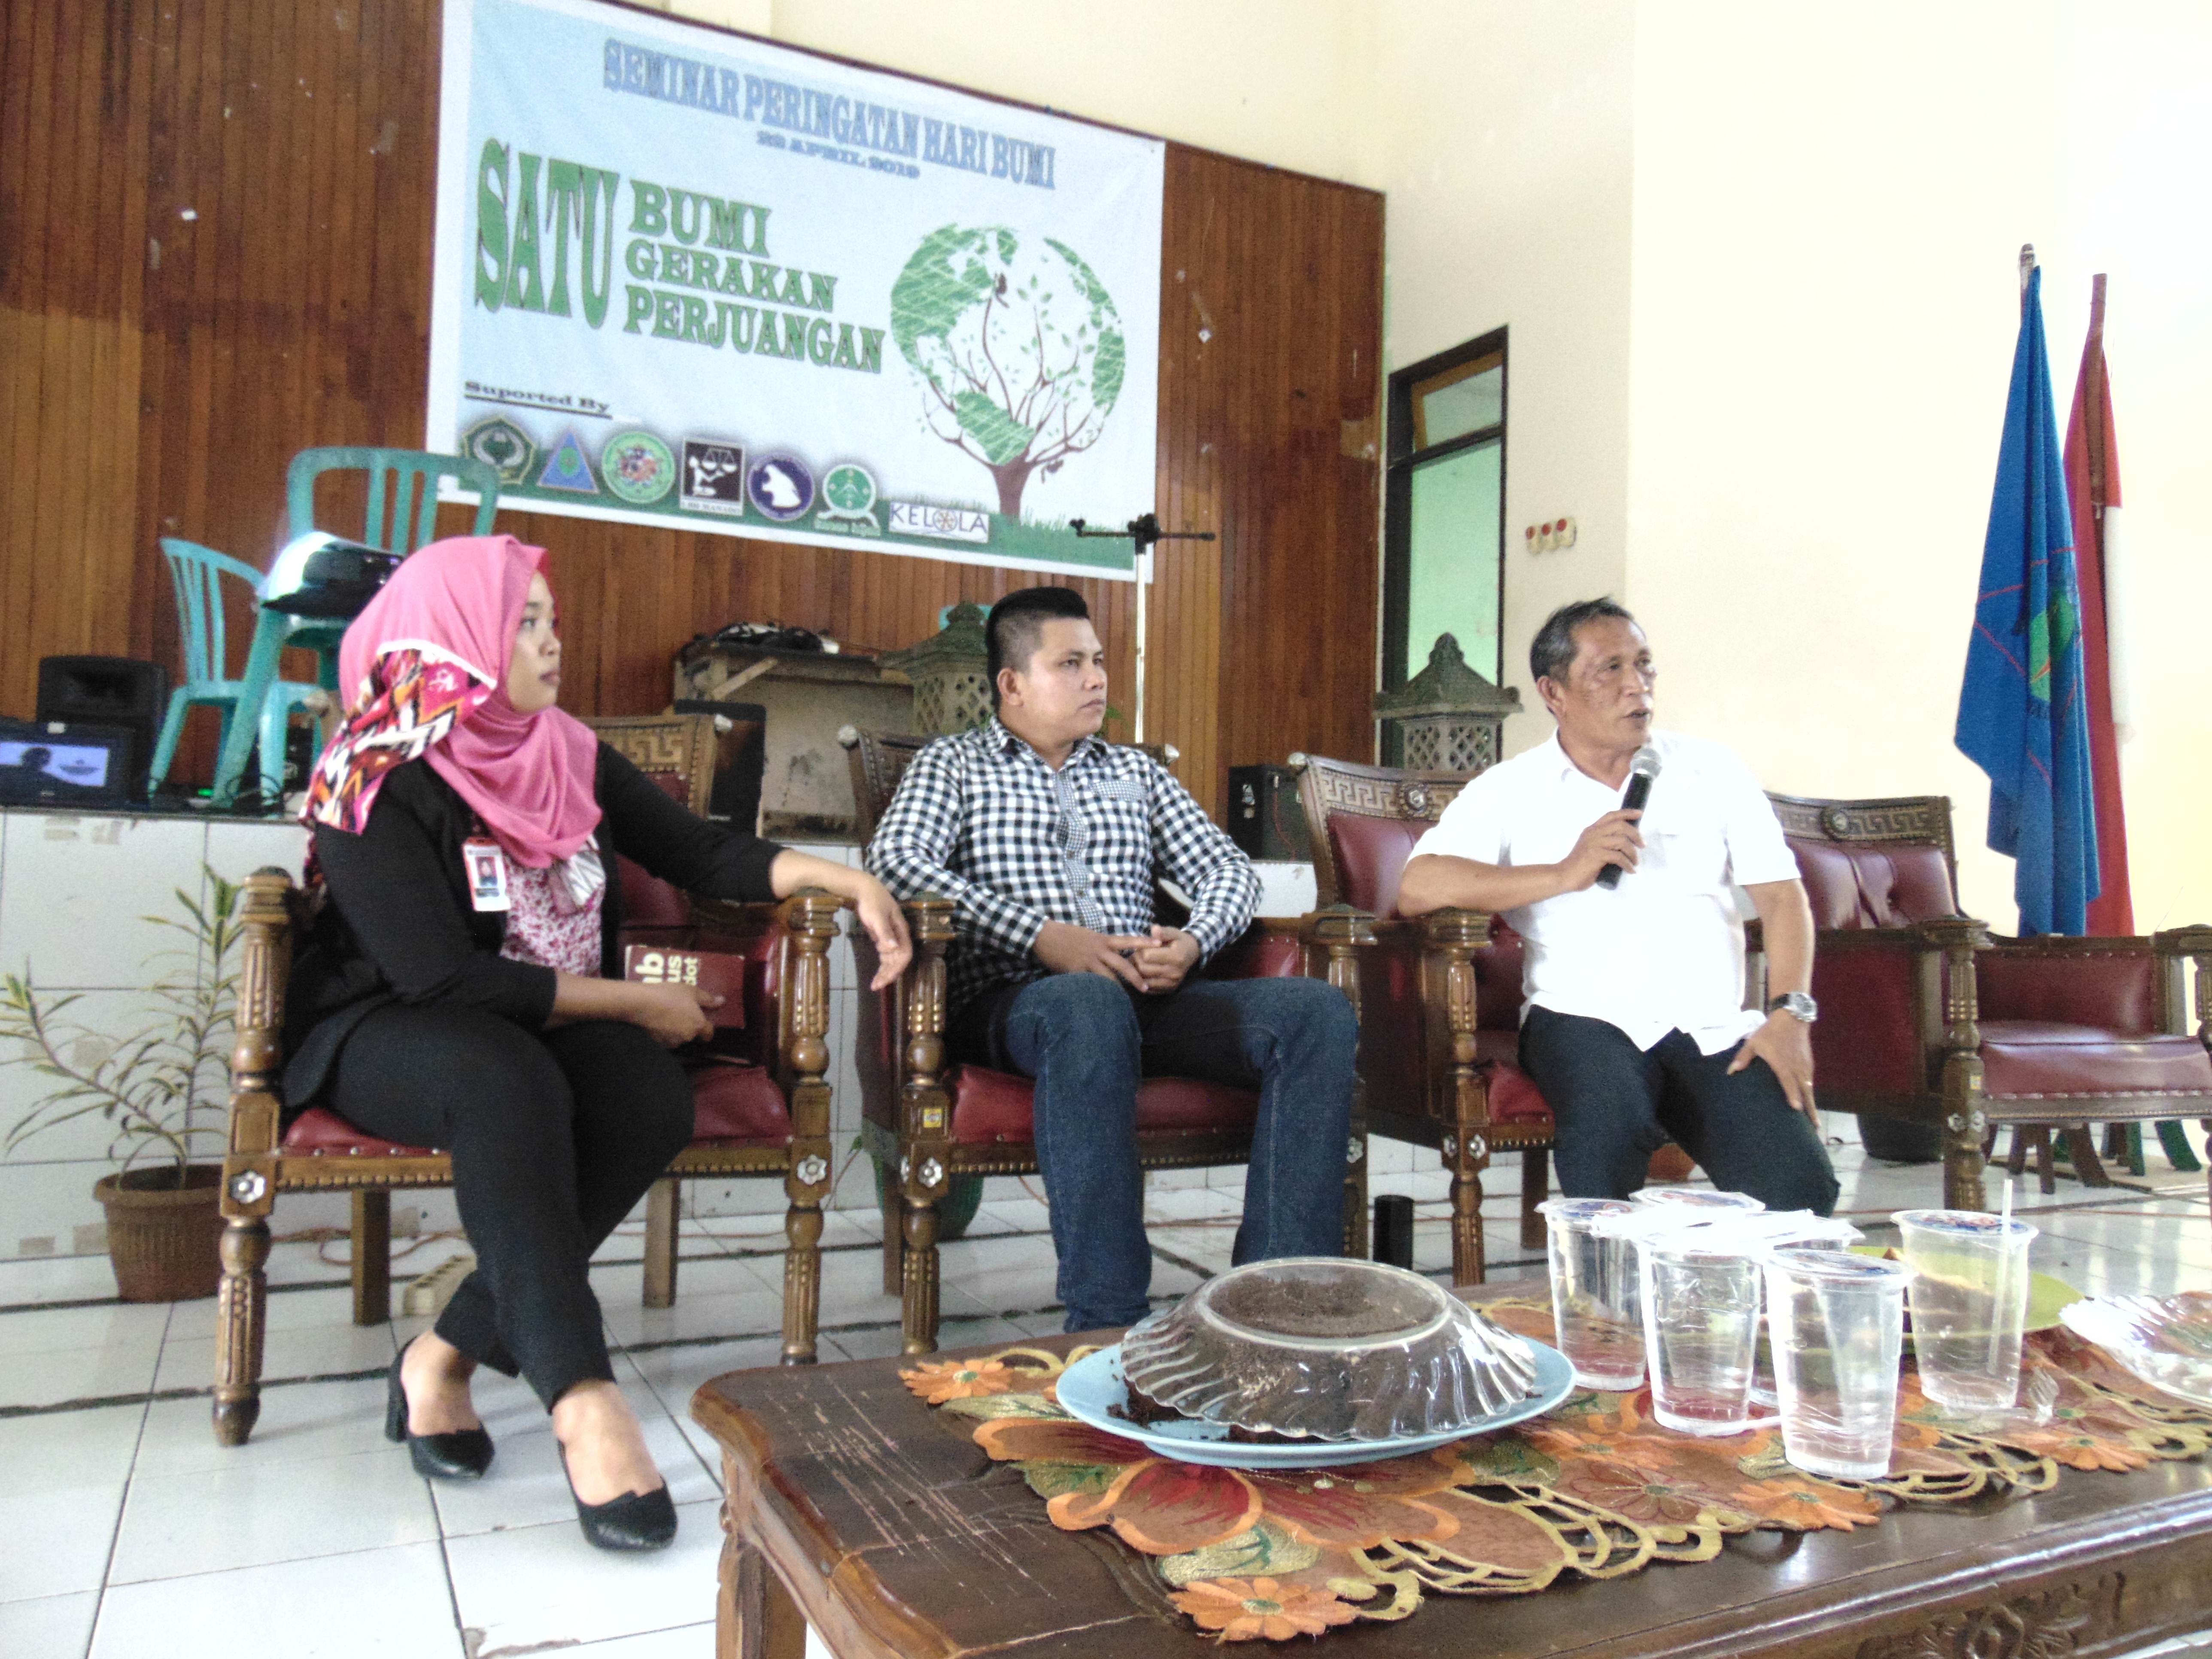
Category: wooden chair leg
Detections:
[
  {"x1": 2158, "y1": 1121, "x2": 2203, "y2": 1173},
  {"x1": 643, "y1": 1177, "x2": 679, "y2": 1310},
  {"x1": 2063, "y1": 1126, "x2": 2111, "y2": 1188},
  {"x1": 213, "y1": 1215, "x2": 270, "y2": 1446},
  {"x1": 900, "y1": 1193, "x2": 942, "y2": 1355},
  {"x1": 351, "y1": 1190, "x2": 390, "y2": 1325},
  {"x1": 2003, "y1": 1127, "x2": 2031, "y2": 1181},
  {"x1": 878, "y1": 1159, "x2": 903, "y2": 1296},
  {"x1": 781, "y1": 1193, "x2": 822, "y2": 1366},
  {"x1": 1519, "y1": 1146, "x2": 1550, "y2": 1251},
  {"x1": 1445, "y1": 1130, "x2": 1488, "y2": 1288},
  {"x1": 1342, "y1": 1137, "x2": 1370, "y2": 1260}
]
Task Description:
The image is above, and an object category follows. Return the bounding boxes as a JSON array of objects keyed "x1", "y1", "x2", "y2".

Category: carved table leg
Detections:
[
  {"x1": 878, "y1": 1161, "x2": 903, "y2": 1295},
  {"x1": 1941, "y1": 1061, "x2": 1990, "y2": 1212},
  {"x1": 720, "y1": 1459, "x2": 806, "y2": 1659},
  {"x1": 213, "y1": 1215, "x2": 270, "y2": 1446}
]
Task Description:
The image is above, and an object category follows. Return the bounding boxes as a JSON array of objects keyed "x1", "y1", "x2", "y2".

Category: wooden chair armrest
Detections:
[
  {"x1": 1419, "y1": 906, "x2": 1497, "y2": 949},
  {"x1": 1980, "y1": 933, "x2": 2160, "y2": 959},
  {"x1": 687, "y1": 894, "x2": 787, "y2": 932},
  {"x1": 2154, "y1": 926, "x2": 2212, "y2": 958},
  {"x1": 1913, "y1": 916, "x2": 1996, "y2": 951}
]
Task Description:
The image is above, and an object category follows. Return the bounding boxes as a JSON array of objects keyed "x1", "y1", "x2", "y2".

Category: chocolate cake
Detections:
[{"x1": 1115, "y1": 1256, "x2": 1540, "y2": 1443}]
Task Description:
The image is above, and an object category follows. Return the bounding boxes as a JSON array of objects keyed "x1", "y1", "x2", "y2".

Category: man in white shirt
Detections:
[{"x1": 1398, "y1": 599, "x2": 1836, "y2": 1212}]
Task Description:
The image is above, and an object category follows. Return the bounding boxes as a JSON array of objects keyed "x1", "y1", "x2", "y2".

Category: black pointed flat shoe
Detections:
[
  {"x1": 560, "y1": 1446, "x2": 678, "y2": 1551},
  {"x1": 385, "y1": 1340, "x2": 494, "y2": 1481}
]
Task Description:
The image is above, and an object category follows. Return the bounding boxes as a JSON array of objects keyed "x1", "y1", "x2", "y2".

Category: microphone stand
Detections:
[{"x1": 1067, "y1": 513, "x2": 1216, "y2": 745}]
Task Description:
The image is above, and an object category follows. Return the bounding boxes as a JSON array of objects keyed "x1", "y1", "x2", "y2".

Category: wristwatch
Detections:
[{"x1": 1768, "y1": 991, "x2": 1818, "y2": 1024}]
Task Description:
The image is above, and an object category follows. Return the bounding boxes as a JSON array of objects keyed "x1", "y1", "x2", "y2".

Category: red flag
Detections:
[{"x1": 2062, "y1": 274, "x2": 2133, "y2": 934}]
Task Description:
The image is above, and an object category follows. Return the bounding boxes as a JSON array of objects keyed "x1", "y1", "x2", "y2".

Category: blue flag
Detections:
[{"x1": 1955, "y1": 265, "x2": 2100, "y2": 936}]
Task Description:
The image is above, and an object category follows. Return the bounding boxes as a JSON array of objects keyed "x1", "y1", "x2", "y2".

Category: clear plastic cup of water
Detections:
[
  {"x1": 1537, "y1": 1198, "x2": 1645, "y2": 1391},
  {"x1": 1631, "y1": 1187, "x2": 1767, "y2": 1214},
  {"x1": 1895, "y1": 1209, "x2": 2038, "y2": 1410},
  {"x1": 1639, "y1": 1237, "x2": 1762, "y2": 1435},
  {"x1": 1762, "y1": 1246, "x2": 1908, "y2": 1480}
]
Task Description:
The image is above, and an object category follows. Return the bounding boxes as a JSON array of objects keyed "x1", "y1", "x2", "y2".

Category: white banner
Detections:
[{"x1": 428, "y1": 0, "x2": 1163, "y2": 578}]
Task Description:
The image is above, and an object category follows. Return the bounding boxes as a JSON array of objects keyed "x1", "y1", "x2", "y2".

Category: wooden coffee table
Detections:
[{"x1": 690, "y1": 1328, "x2": 2212, "y2": 1658}]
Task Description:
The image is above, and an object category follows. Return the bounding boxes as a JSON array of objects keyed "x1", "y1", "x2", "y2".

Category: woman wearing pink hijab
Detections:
[{"x1": 287, "y1": 536, "x2": 910, "y2": 1551}]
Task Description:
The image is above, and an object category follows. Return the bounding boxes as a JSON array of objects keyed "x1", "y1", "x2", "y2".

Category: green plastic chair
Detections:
[
  {"x1": 210, "y1": 449, "x2": 500, "y2": 805},
  {"x1": 148, "y1": 539, "x2": 330, "y2": 803}
]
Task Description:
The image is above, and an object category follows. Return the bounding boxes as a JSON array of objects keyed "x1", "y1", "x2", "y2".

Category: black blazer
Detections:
[{"x1": 283, "y1": 744, "x2": 785, "y2": 1110}]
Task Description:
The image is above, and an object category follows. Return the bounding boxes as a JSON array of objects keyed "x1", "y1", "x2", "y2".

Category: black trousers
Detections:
[
  {"x1": 326, "y1": 1004, "x2": 694, "y2": 1410},
  {"x1": 1519, "y1": 1005, "x2": 1839, "y2": 1215}
]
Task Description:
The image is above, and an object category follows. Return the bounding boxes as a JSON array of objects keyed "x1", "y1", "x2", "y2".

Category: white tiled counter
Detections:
[
  {"x1": 0, "y1": 808, "x2": 1326, "y2": 1261},
  {"x1": 0, "y1": 806, "x2": 311, "y2": 1260}
]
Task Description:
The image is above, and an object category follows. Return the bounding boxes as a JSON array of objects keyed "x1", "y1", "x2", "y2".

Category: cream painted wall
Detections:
[
  {"x1": 1625, "y1": 0, "x2": 2211, "y2": 933},
  {"x1": 1369, "y1": 0, "x2": 1635, "y2": 750}
]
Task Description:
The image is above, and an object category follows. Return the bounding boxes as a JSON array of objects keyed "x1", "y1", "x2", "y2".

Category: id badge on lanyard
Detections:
[{"x1": 463, "y1": 837, "x2": 511, "y2": 912}]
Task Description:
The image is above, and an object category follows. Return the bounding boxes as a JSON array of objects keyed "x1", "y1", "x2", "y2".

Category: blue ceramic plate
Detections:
[{"x1": 1054, "y1": 1340, "x2": 1577, "y2": 1470}]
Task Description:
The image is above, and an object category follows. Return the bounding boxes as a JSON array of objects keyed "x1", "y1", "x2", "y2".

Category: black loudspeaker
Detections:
[
  {"x1": 1226, "y1": 764, "x2": 1312, "y2": 861},
  {"x1": 36, "y1": 656, "x2": 168, "y2": 800},
  {"x1": 671, "y1": 700, "x2": 766, "y2": 833},
  {"x1": 1373, "y1": 1194, "x2": 1416, "y2": 1270}
]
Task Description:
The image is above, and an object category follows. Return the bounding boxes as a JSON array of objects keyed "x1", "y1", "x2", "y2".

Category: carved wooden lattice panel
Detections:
[{"x1": 1401, "y1": 715, "x2": 1501, "y2": 775}]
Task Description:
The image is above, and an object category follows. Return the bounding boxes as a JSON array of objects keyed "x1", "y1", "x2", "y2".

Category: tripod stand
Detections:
[{"x1": 1067, "y1": 513, "x2": 1215, "y2": 745}]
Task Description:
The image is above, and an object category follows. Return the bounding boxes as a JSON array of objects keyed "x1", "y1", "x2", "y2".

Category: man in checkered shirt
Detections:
[{"x1": 869, "y1": 587, "x2": 1357, "y2": 1332}]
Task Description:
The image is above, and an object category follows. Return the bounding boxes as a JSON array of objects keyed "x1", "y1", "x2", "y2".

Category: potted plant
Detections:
[{"x1": 1, "y1": 870, "x2": 244, "y2": 1300}]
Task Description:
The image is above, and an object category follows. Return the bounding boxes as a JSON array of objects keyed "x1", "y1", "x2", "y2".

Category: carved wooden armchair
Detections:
[
  {"x1": 838, "y1": 726, "x2": 1373, "y2": 1355},
  {"x1": 212, "y1": 714, "x2": 842, "y2": 1445},
  {"x1": 1291, "y1": 754, "x2": 1555, "y2": 1286},
  {"x1": 1770, "y1": 792, "x2": 2212, "y2": 1211}
]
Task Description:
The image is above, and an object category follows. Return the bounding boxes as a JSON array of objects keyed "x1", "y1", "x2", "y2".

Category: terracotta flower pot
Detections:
[{"x1": 93, "y1": 1164, "x2": 225, "y2": 1302}]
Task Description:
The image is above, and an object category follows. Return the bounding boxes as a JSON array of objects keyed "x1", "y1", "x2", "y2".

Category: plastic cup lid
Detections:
[
  {"x1": 1631, "y1": 1187, "x2": 1767, "y2": 1211},
  {"x1": 1536, "y1": 1198, "x2": 1634, "y2": 1221},
  {"x1": 1764, "y1": 1245, "x2": 1908, "y2": 1283},
  {"x1": 1893, "y1": 1209, "x2": 2037, "y2": 1243}
]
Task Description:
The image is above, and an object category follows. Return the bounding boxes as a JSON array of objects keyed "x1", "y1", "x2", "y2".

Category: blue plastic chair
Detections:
[
  {"x1": 148, "y1": 540, "x2": 331, "y2": 804},
  {"x1": 210, "y1": 449, "x2": 502, "y2": 805}
]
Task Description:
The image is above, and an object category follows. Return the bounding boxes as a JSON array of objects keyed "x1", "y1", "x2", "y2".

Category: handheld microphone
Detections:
[{"x1": 1595, "y1": 746, "x2": 1662, "y2": 890}]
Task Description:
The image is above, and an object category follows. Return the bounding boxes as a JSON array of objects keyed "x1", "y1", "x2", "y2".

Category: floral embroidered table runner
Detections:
[{"x1": 897, "y1": 1298, "x2": 2212, "y2": 1643}]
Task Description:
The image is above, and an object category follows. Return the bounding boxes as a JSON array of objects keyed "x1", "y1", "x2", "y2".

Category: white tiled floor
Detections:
[{"x1": 5, "y1": 1122, "x2": 2211, "y2": 1656}]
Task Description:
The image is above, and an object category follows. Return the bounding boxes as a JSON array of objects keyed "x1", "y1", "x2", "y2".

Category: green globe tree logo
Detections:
[{"x1": 889, "y1": 226, "x2": 1125, "y2": 518}]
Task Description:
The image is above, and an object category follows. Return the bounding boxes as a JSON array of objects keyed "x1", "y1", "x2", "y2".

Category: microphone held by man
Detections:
[{"x1": 1595, "y1": 745, "x2": 1663, "y2": 890}]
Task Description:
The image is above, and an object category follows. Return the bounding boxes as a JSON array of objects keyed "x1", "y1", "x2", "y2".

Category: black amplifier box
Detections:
[{"x1": 1226, "y1": 764, "x2": 1311, "y2": 862}]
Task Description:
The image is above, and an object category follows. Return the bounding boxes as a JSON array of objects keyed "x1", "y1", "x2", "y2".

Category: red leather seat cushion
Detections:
[
  {"x1": 282, "y1": 1107, "x2": 437, "y2": 1158},
  {"x1": 1978, "y1": 1022, "x2": 2212, "y2": 1103},
  {"x1": 948, "y1": 1065, "x2": 1259, "y2": 1145},
  {"x1": 282, "y1": 1066, "x2": 790, "y2": 1158},
  {"x1": 1328, "y1": 814, "x2": 1428, "y2": 917},
  {"x1": 1787, "y1": 837, "x2": 1957, "y2": 929},
  {"x1": 1468, "y1": 1038, "x2": 1556, "y2": 1129},
  {"x1": 687, "y1": 1060, "x2": 792, "y2": 1143}
]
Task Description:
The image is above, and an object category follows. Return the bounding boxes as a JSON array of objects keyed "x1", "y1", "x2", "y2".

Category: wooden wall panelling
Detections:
[{"x1": 0, "y1": 0, "x2": 1377, "y2": 823}]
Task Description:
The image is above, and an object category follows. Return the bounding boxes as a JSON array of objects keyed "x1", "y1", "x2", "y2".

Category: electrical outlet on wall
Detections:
[{"x1": 1523, "y1": 516, "x2": 1579, "y2": 552}]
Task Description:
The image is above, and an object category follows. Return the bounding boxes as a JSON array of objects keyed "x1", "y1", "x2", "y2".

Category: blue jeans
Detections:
[{"x1": 951, "y1": 972, "x2": 1358, "y2": 1332}]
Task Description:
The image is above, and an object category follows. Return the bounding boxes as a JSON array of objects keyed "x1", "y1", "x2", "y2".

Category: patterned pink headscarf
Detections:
[{"x1": 305, "y1": 535, "x2": 601, "y2": 868}]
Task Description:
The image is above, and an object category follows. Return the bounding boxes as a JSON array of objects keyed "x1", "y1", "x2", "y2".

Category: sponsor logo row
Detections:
[{"x1": 462, "y1": 413, "x2": 988, "y2": 544}]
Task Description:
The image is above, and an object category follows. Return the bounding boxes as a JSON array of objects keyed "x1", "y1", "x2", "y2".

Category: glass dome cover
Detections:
[{"x1": 1117, "y1": 1257, "x2": 1541, "y2": 1441}]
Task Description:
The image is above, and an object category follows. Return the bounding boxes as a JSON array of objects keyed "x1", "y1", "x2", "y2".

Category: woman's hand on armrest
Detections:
[
  {"x1": 767, "y1": 851, "x2": 915, "y2": 991},
  {"x1": 550, "y1": 974, "x2": 718, "y2": 1046}
]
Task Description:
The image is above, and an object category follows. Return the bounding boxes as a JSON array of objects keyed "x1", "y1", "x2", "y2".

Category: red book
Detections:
[{"x1": 623, "y1": 945, "x2": 748, "y2": 1027}]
